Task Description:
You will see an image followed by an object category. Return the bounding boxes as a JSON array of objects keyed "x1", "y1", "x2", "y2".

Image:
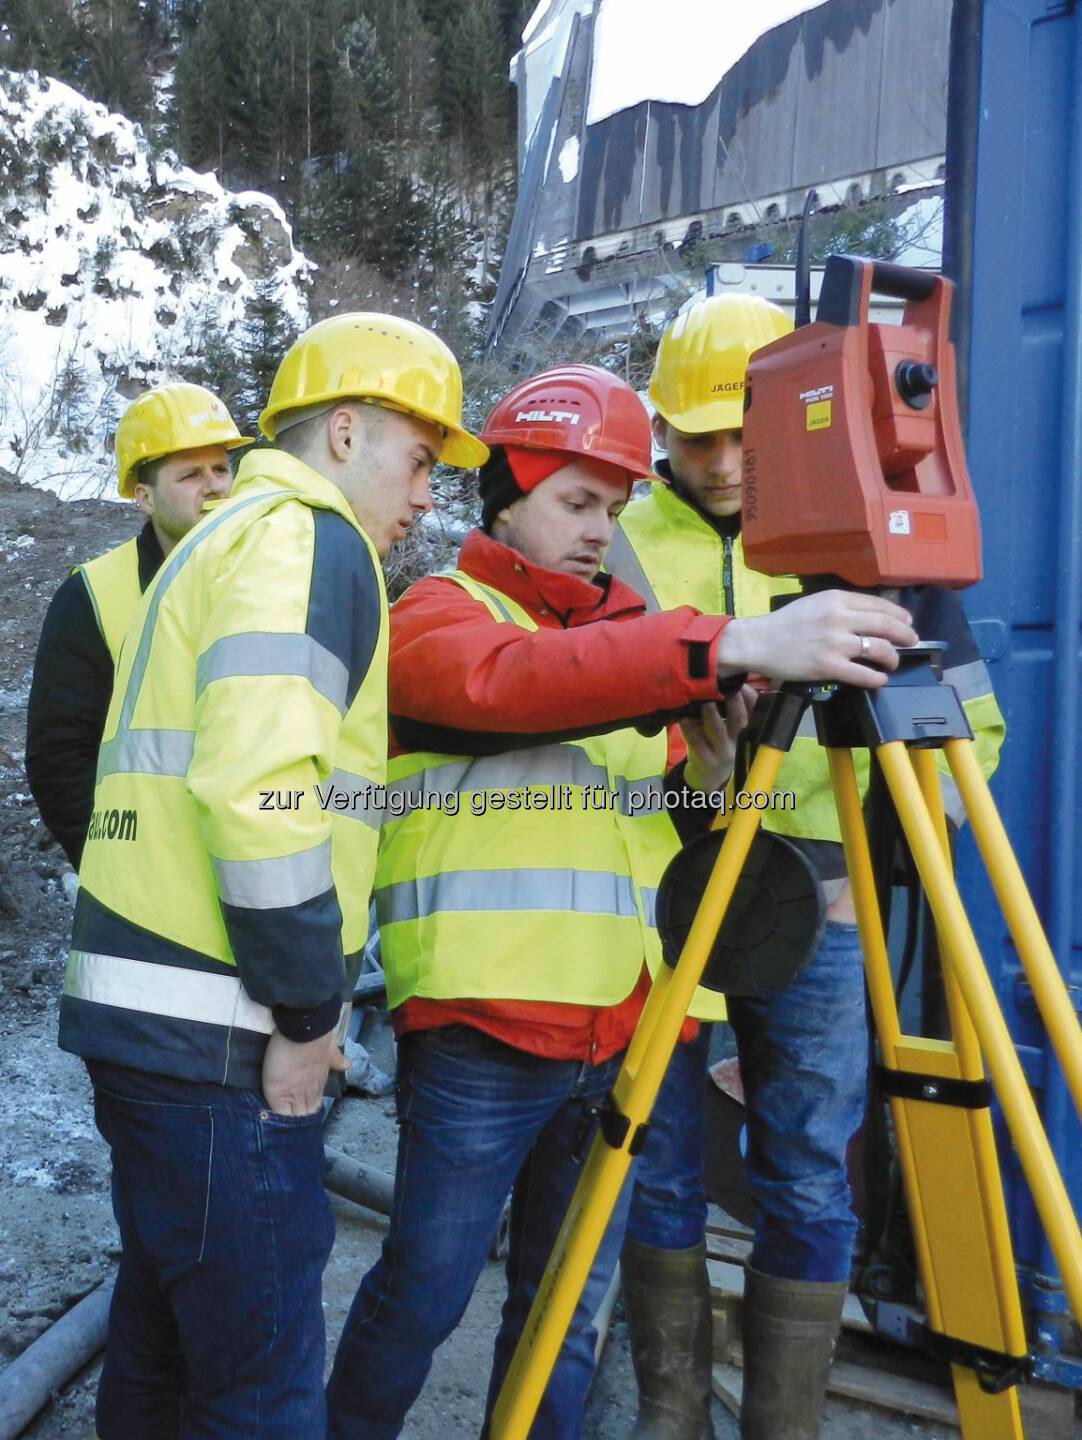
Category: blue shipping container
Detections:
[{"x1": 951, "y1": 0, "x2": 1081, "y2": 1387}]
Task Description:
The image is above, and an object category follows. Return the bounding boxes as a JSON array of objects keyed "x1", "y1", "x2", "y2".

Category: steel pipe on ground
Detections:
[
  {"x1": 0, "y1": 1279, "x2": 114, "y2": 1440},
  {"x1": 0, "y1": 1148, "x2": 508, "y2": 1437},
  {"x1": 323, "y1": 1146, "x2": 396, "y2": 1215},
  {"x1": 323, "y1": 1146, "x2": 512, "y2": 1261}
]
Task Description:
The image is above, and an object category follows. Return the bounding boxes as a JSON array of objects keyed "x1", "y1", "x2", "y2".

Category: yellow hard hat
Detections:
[
  {"x1": 258, "y1": 312, "x2": 489, "y2": 468},
  {"x1": 115, "y1": 383, "x2": 252, "y2": 498},
  {"x1": 649, "y1": 294, "x2": 793, "y2": 434}
]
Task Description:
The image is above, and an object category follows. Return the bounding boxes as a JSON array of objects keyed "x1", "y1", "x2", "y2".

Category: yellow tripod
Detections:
[{"x1": 490, "y1": 645, "x2": 1082, "y2": 1439}]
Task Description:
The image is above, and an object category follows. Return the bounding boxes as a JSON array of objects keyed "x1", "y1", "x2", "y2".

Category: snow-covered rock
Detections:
[{"x1": 0, "y1": 69, "x2": 312, "y2": 499}]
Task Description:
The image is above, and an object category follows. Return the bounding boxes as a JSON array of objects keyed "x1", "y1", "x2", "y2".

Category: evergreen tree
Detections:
[
  {"x1": 79, "y1": 0, "x2": 151, "y2": 117},
  {"x1": 232, "y1": 266, "x2": 301, "y2": 433},
  {"x1": 0, "y1": 0, "x2": 82, "y2": 79},
  {"x1": 256, "y1": 0, "x2": 316, "y2": 212},
  {"x1": 175, "y1": 0, "x2": 255, "y2": 184},
  {"x1": 173, "y1": 0, "x2": 206, "y2": 40},
  {"x1": 439, "y1": 0, "x2": 512, "y2": 173},
  {"x1": 496, "y1": 0, "x2": 532, "y2": 52},
  {"x1": 304, "y1": 14, "x2": 400, "y2": 260},
  {"x1": 361, "y1": 0, "x2": 436, "y2": 174},
  {"x1": 168, "y1": 0, "x2": 519, "y2": 262},
  {"x1": 2, "y1": 0, "x2": 164, "y2": 118}
]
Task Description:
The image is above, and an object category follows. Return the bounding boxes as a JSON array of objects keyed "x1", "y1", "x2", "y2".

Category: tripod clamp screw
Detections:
[{"x1": 571, "y1": 1095, "x2": 650, "y2": 1163}]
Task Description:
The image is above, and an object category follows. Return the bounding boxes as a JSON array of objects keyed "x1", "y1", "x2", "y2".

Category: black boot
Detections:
[
  {"x1": 739, "y1": 1267, "x2": 848, "y2": 1440},
  {"x1": 621, "y1": 1238, "x2": 716, "y2": 1439}
]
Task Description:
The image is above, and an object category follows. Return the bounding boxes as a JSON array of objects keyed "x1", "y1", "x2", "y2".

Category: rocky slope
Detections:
[{"x1": 0, "y1": 68, "x2": 310, "y2": 499}]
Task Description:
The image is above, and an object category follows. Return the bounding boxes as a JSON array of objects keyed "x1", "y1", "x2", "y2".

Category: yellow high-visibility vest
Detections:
[
  {"x1": 74, "y1": 537, "x2": 143, "y2": 664},
  {"x1": 375, "y1": 570, "x2": 724, "y2": 1019}
]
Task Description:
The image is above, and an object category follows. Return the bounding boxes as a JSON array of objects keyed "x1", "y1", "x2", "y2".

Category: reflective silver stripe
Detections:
[
  {"x1": 621, "y1": 778, "x2": 665, "y2": 811},
  {"x1": 323, "y1": 769, "x2": 386, "y2": 829},
  {"x1": 604, "y1": 526, "x2": 661, "y2": 614},
  {"x1": 375, "y1": 868, "x2": 639, "y2": 925},
  {"x1": 474, "y1": 586, "x2": 518, "y2": 624},
  {"x1": 65, "y1": 949, "x2": 274, "y2": 1034},
  {"x1": 640, "y1": 886, "x2": 659, "y2": 927},
  {"x1": 212, "y1": 838, "x2": 334, "y2": 910},
  {"x1": 943, "y1": 659, "x2": 993, "y2": 704},
  {"x1": 387, "y1": 746, "x2": 662, "y2": 818},
  {"x1": 441, "y1": 570, "x2": 522, "y2": 625},
  {"x1": 99, "y1": 490, "x2": 301, "y2": 781},
  {"x1": 196, "y1": 633, "x2": 349, "y2": 714},
  {"x1": 97, "y1": 728, "x2": 195, "y2": 782}
]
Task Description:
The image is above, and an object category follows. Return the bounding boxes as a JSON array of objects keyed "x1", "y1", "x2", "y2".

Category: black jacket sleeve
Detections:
[{"x1": 25, "y1": 575, "x2": 114, "y2": 869}]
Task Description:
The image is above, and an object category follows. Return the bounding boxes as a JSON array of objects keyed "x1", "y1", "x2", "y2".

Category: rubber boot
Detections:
[
  {"x1": 621, "y1": 1238, "x2": 716, "y2": 1439},
  {"x1": 739, "y1": 1267, "x2": 848, "y2": 1440}
]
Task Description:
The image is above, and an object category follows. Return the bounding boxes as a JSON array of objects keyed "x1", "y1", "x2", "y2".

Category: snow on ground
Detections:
[
  {"x1": 0, "y1": 69, "x2": 311, "y2": 500},
  {"x1": 585, "y1": 0, "x2": 827, "y2": 125}
]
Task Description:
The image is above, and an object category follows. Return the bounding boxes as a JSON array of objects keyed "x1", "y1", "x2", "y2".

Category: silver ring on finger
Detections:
[{"x1": 858, "y1": 634, "x2": 871, "y2": 658}]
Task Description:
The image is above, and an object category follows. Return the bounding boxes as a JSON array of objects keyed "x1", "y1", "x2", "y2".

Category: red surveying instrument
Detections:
[
  {"x1": 489, "y1": 256, "x2": 1082, "y2": 1439},
  {"x1": 742, "y1": 258, "x2": 980, "y2": 588}
]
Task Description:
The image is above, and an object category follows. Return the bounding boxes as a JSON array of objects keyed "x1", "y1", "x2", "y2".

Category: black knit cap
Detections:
[{"x1": 478, "y1": 446, "x2": 525, "y2": 532}]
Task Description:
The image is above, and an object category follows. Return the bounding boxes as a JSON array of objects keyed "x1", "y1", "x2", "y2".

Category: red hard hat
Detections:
[{"x1": 479, "y1": 365, "x2": 654, "y2": 479}]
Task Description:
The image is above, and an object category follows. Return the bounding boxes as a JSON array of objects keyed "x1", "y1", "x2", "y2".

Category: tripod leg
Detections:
[
  {"x1": 875, "y1": 741, "x2": 1082, "y2": 1326},
  {"x1": 489, "y1": 745, "x2": 788, "y2": 1439},
  {"x1": 829, "y1": 748, "x2": 1026, "y2": 1438},
  {"x1": 909, "y1": 748, "x2": 1032, "y2": 1429},
  {"x1": 943, "y1": 737, "x2": 1082, "y2": 1119}
]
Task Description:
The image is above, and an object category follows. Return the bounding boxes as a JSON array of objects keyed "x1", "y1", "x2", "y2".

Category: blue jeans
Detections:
[
  {"x1": 89, "y1": 1060, "x2": 335, "y2": 1440},
  {"x1": 626, "y1": 1024, "x2": 711, "y2": 1251},
  {"x1": 326, "y1": 1025, "x2": 634, "y2": 1440},
  {"x1": 628, "y1": 922, "x2": 868, "y2": 1282},
  {"x1": 728, "y1": 920, "x2": 868, "y2": 1280}
]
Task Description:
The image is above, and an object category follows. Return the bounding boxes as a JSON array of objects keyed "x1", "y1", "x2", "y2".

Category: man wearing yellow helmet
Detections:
[
  {"x1": 606, "y1": 294, "x2": 1005, "y2": 1440},
  {"x1": 57, "y1": 315, "x2": 487, "y2": 1440},
  {"x1": 27, "y1": 382, "x2": 248, "y2": 867}
]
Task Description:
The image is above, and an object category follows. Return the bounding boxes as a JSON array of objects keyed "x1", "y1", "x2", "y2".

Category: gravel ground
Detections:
[{"x1": 1, "y1": 475, "x2": 1074, "y2": 1438}]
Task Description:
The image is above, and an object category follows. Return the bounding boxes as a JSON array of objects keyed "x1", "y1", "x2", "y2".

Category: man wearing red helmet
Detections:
[{"x1": 326, "y1": 367, "x2": 917, "y2": 1440}]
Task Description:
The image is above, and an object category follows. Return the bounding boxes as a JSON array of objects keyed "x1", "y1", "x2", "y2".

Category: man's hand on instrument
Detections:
[
  {"x1": 716, "y1": 590, "x2": 917, "y2": 689},
  {"x1": 682, "y1": 684, "x2": 757, "y2": 793}
]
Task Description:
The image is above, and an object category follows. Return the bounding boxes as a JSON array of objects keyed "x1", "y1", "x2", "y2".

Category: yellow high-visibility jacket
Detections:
[
  {"x1": 74, "y1": 536, "x2": 143, "y2": 664},
  {"x1": 608, "y1": 478, "x2": 1006, "y2": 843},
  {"x1": 60, "y1": 449, "x2": 389, "y2": 1088}
]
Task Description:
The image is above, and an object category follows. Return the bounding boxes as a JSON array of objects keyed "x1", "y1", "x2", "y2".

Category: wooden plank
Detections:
[
  {"x1": 711, "y1": 1362, "x2": 743, "y2": 1422},
  {"x1": 827, "y1": 1360, "x2": 959, "y2": 1426},
  {"x1": 705, "y1": 1259, "x2": 873, "y2": 1335},
  {"x1": 705, "y1": 1211, "x2": 753, "y2": 1243},
  {"x1": 705, "y1": 1233, "x2": 752, "y2": 1265},
  {"x1": 709, "y1": 1291, "x2": 742, "y2": 1366},
  {"x1": 1017, "y1": 1383, "x2": 1077, "y2": 1440},
  {"x1": 712, "y1": 1361, "x2": 961, "y2": 1429}
]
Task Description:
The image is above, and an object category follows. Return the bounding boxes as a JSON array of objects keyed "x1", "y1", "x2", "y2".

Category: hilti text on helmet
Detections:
[{"x1": 515, "y1": 410, "x2": 581, "y2": 425}]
